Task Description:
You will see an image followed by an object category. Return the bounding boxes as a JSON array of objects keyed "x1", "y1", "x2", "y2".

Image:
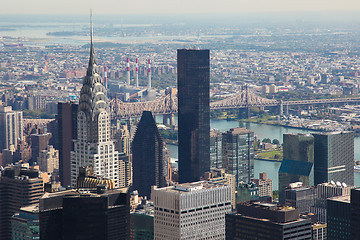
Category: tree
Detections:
[
  {"x1": 272, "y1": 139, "x2": 280, "y2": 145},
  {"x1": 262, "y1": 138, "x2": 271, "y2": 143}
]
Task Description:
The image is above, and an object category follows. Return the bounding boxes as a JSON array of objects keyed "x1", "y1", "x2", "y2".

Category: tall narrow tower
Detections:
[
  {"x1": 147, "y1": 59, "x2": 151, "y2": 89},
  {"x1": 126, "y1": 58, "x2": 131, "y2": 86},
  {"x1": 70, "y1": 14, "x2": 119, "y2": 187},
  {"x1": 177, "y1": 49, "x2": 210, "y2": 183},
  {"x1": 135, "y1": 58, "x2": 139, "y2": 88}
]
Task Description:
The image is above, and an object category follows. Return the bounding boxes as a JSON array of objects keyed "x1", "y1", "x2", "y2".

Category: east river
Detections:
[{"x1": 157, "y1": 117, "x2": 360, "y2": 190}]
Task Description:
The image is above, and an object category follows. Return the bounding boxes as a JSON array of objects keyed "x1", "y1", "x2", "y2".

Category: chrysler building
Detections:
[{"x1": 70, "y1": 16, "x2": 119, "y2": 187}]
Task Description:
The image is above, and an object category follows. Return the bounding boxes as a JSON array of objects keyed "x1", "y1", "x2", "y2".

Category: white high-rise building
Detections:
[
  {"x1": 0, "y1": 106, "x2": 23, "y2": 151},
  {"x1": 70, "y1": 21, "x2": 119, "y2": 187},
  {"x1": 152, "y1": 181, "x2": 231, "y2": 240}
]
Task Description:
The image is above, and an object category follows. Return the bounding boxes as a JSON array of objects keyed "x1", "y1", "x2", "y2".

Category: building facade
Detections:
[
  {"x1": 177, "y1": 49, "x2": 210, "y2": 183},
  {"x1": 226, "y1": 202, "x2": 312, "y2": 240},
  {"x1": 11, "y1": 204, "x2": 39, "y2": 240},
  {"x1": 70, "y1": 34, "x2": 119, "y2": 187},
  {"x1": 252, "y1": 172, "x2": 273, "y2": 197},
  {"x1": 222, "y1": 128, "x2": 254, "y2": 186},
  {"x1": 152, "y1": 181, "x2": 231, "y2": 240},
  {"x1": 285, "y1": 182, "x2": 315, "y2": 214},
  {"x1": 279, "y1": 133, "x2": 314, "y2": 203},
  {"x1": 313, "y1": 131, "x2": 354, "y2": 186},
  {"x1": 210, "y1": 130, "x2": 222, "y2": 171},
  {"x1": 38, "y1": 145, "x2": 59, "y2": 173},
  {"x1": 132, "y1": 111, "x2": 167, "y2": 197},
  {"x1": 0, "y1": 166, "x2": 43, "y2": 240},
  {"x1": 57, "y1": 101, "x2": 78, "y2": 187},
  {"x1": 350, "y1": 188, "x2": 360, "y2": 239},
  {"x1": 0, "y1": 106, "x2": 23, "y2": 152},
  {"x1": 39, "y1": 187, "x2": 130, "y2": 240},
  {"x1": 327, "y1": 195, "x2": 350, "y2": 240}
]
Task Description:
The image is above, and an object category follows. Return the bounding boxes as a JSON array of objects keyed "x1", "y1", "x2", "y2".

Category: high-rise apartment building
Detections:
[
  {"x1": 313, "y1": 131, "x2": 354, "y2": 186},
  {"x1": 30, "y1": 132, "x2": 52, "y2": 164},
  {"x1": 58, "y1": 101, "x2": 78, "y2": 186},
  {"x1": 252, "y1": 172, "x2": 273, "y2": 197},
  {"x1": 38, "y1": 145, "x2": 59, "y2": 173},
  {"x1": 0, "y1": 106, "x2": 23, "y2": 152},
  {"x1": 70, "y1": 30, "x2": 119, "y2": 187},
  {"x1": 210, "y1": 130, "x2": 222, "y2": 170},
  {"x1": 39, "y1": 187, "x2": 130, "y2": 240},
  {"x1": 0, "y1": 165, "x2": 43, "y2": 240},
  {"x1": 226, "y1": 202, "x2": 312, "y2": 240},
  {"x1": 177, "y1": 49, "x2": 210, "y2": 183},
  {"x1": 132, "y1": 111, "x2": 167, "y2": 197},
  {"x1": 152, "y1": 181, "x2": 231, "y2": 240},
  {"x1": 222, "y1": 128, "x2": 254, "y2": 186},
  {"x1": 327, "y1": 195, "x2": 350, "y2": 240},
  {"x1": 279, "y1": 133, "x2": 314, "y2": 203}
]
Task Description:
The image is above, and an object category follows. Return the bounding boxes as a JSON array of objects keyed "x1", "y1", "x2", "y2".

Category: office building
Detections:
[
  {"x1": 285, "y1": 182, "x2": 315, "y2": 214},
  {"x1": 57, "y1": 101, "x2": 78, "y2": 186},
  {"x1": 30, "y1": 132, "x2": 52, "y2": 164},
  {"x1": 312, "y1": 223, "x2": 327, "y2": 240},
  {"x1": 237, "y1": 182, "x2": 259, "y2": 203},
  {"x1": 130, "y1": 199, "x2": 154, "y2": 240},
  {"x1": 132, "y1": 111, "x2": 167, "y2": 197},
  {"x1": 351, "y1": 188, "x2": 360, "y2": 239},
  {"x1": 222, "y1": 128, "x2": 254, "y2": 186},
  {"x1": 39, "y1": 187, "x2": 130, "y2": 240},
  {"x1": 311, "y1": 181, "x2": 354, "y2": 223},
  {"x1": 11, "y1": 204, "x2": 39, "y2": 240},
  {"x1": 177, "y1": 49, "x2": 210, "y2": 183},
  {"x1": 0, "y1": 165, "x2": 43, "y2": 240},
  {"x1": 152, "y1": 181, "x2": 231, "y2": 240},
  {"x1": 279, "y1": 133, "x2": 314, "y2": 203},
  {"x1": 327, "y1": 195, "x2": 350, "y2": 240},
  {"x1": 226, "y1": 202, "x2": 312, "y2": 240},
  {"x1": 38, "y1": 145, "x2": 59, "y2": 173},
  {"x1": 210, "y1": 130, "x2": 222, "y2": 170},
  {"x1": 70, "y1": 31, "x2": 119, "y2": 187},
  {"x1": 201, "y1": 169, "x2": 236, "y2": 209},
  {"x1": 0, "y1": 106, "x2": 23, "y2": 152},
  {"x1": 313, "y1": 131, "x2": 354, "y2": 186},
  {"x1": 252, "y1": 172, "x2": 273, "y2": 197}
]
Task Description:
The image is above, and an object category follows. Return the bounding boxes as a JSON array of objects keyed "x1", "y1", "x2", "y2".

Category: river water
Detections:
[{"x1": 160, "y1": 117, "x2": 360, "y2": 190}]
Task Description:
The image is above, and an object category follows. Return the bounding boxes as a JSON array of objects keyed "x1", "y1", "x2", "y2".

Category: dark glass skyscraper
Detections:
[
  {"x1": 313, "y1": 131, "x2": 354, "y2": 186},
  {"x1": 177, "y1": 49, "x2": 210, "y2": 183},
  {"x1": 132, "y1": 111, "x2": 167, "y2": 197},
  {"x1": 279, "y1": 133, "x2": 314, "y2": 204}
]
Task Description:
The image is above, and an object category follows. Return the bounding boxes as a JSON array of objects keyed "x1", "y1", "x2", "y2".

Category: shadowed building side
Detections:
[{"x1": 132, "y1": 111, "x2": 167, "y2": 197}]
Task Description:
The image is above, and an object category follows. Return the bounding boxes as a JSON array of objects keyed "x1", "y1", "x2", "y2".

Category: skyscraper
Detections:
[
  {"x1": 313, "y1": 131, "x2": 354, "y2": 186},
  {"x1": 279, "y1": 133, "x2": 314, "y2": 203},
  {"x1": 210, "y1": 130, "x2": 222, "y2": 170},
  {"x1": 0, "y1": 106, "x2": 23, "y2": 152},
  {"x1": 58, "y1": 101, "x2": 78, "y2": 186},
  {"x1": 39, "y1": 187, "x2": 130, "y2": 240},
  {"x1": 132, "y1": 111, "x2": 167, "y2": 197},
  {"x1": 177, "y1": 49, "x2": 210, "y2": 183},
  {"x1": 222, "y1": 128, "x2": 254, "y2": 186},
  {"x1": 351, "y1": 188, "x2": 360, "y2": 239},
  {"x1": 327, "y1": 195, "x2": 350, "y2": 240},
  {"x1": 70, "y1": 20, "x2": 119, "y2": 187},
  {"x1": 0, "y1": 165, "x2": 44, "y2": 240},
  {"x1": 152, "y1": 181, "x2": 231, "y2": 240}
]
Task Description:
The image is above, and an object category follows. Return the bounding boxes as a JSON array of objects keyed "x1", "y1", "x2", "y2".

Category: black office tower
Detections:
[
  {"x1": 39, "y1": 187, "x2": 130, "y2": 240},
  {"x1": 313, "y1": 131, "x2": 354, "y2": 186},
  {"x1": 177, "y1": 49, "x2": 210, "y2": 183},
  {"x1": 58, "y1": 102, "x2": 78, "y2": 187},
  {"x1": 132, "y1": 111, "x2": 167, "y2": 197}
]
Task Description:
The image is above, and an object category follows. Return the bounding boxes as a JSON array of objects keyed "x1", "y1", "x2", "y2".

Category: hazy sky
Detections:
[{"x1": 2, "y1": 0, "x2": 360, "y2": 15}]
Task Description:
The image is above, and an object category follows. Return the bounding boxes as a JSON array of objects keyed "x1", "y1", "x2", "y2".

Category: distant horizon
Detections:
[{"x1": 1, "y1": 11, "x2": 360, "y2": 25}]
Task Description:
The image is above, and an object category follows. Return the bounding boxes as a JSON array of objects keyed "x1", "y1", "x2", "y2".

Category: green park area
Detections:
[{"x1": 256, "y1": 150, "x2": 283, "y2": 161}]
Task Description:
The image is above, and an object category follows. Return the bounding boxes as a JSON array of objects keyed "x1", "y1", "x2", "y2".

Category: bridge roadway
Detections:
[{"x1": 109, "y1": 91, "x2": 360, "y2": 119}]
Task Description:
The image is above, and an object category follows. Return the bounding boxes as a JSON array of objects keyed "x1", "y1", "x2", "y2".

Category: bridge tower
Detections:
[
  {"x1": 245, "y1": 85, "x2": 250, "y2": 119},
  {"x1": 279, "y1": 100, "x2": 284, "y2": 116}
]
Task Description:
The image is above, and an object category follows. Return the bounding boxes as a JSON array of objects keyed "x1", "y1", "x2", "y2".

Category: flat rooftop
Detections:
[{"x1": 157, "y1": 181, "x2": 228, "y2": 193}]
